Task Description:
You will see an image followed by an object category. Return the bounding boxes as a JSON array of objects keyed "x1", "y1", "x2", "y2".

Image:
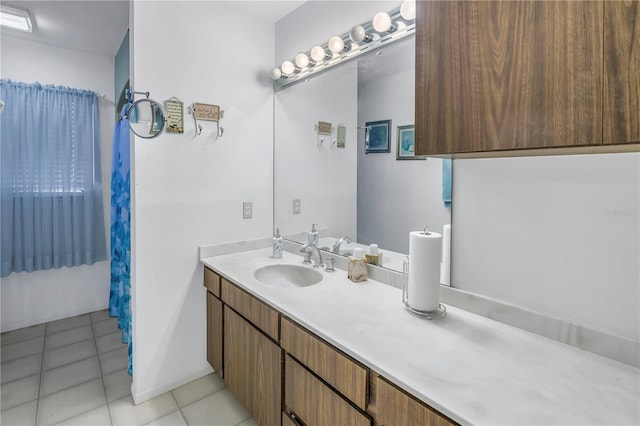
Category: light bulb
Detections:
[
  {"x1": 295, "y1": 52, "x2": 309, "y2": 68},
  {"x1": 328, "y1": 36, "x2": 346, "y2": 53},
  {"x1": 400, "y1": 0, "x2": 416, "y2": 20},
  {"x1": 349, "y1": 25, "x2": 372, "y2": 43},
  {"x1": 281, "y1": 60, "x2": 296, "y2": 76},
  {"x1": 310, "y1": 45, "x2": 327, "y2": 62},
  {"x1": 270, "y1": 67, "x2": 282, "y2": 80},
  {"x1": 372, "y1": 12, "x2": 395, "y2": 32}
]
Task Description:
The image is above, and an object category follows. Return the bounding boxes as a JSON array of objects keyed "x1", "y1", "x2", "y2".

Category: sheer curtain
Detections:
[{"x1": 0, "y1": 80, "x2": 107, "y2": 277}]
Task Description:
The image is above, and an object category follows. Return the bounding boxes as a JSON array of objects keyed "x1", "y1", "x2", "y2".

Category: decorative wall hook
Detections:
[{"x1": 188, "y1": 102, "x2": 224, "y2": 138}]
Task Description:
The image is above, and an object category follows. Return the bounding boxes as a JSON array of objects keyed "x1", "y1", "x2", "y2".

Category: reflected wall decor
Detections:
[{"x1": 365, "y1": 119, "x2": 391, "y2": 153}]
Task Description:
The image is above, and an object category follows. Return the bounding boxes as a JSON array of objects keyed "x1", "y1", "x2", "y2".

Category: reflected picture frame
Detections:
[
  {"x1": 365, "y1": 119, "x2": 391, "y2": 153},
  {"x1": 396, "y1": 125, "x2": 425, "y2": 160}
]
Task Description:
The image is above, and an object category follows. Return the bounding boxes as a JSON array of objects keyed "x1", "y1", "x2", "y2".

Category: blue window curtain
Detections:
[
  {"x1": 110, "y1": 104, "x2": 132, "y2": 375},
  {"x1": 0, "y1": 80, "x2": 107, "y2": 277}
]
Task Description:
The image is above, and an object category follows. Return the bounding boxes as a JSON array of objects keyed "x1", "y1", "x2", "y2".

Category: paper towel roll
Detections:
[
  {"x1": 408, "y1": 230, "x2": 442, "y2": 311},
  {"x1": 440, "y1": 224, "x2": 451, "y2": 286}
]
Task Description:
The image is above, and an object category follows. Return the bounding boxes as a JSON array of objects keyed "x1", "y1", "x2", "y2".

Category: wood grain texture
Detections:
[
  {"x1": 204, "y1": 267, "x2": 221, "y2": 297},
  {"x1": 415, "y1": 1, "x2": 603, "y2": 155},
  {"x1": 375, "y1": 376, "x2": 457, "y2": 426},
  {"x1": 221, "y1": 278, "x2": 279, "y2": 341},
  {"x1": 224, "y1": 308, "x2": 282, "y2": 426},
  {"x1": 282, "y1": 412, "x2": 300, "y2": 426},
  {"x1": 604, "y1": 1, "x2": 640, "y2": 144},
  {"x1": 206, "y1": 291, "x2": 223, "y2": 378},
  {"x1": 285, "y1": 355, "x2": 371, "y2": 426},
  {"x1": 280, "y1": 317, "x2": 368, "y2": 410}
]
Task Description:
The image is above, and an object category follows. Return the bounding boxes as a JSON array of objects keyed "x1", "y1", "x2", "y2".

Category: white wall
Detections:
[
  {"x1": 357, "y1": 37, "x2": 450, "y2": 253},
  {"x1": 0, "y1": 37, "x2": 114, "y2": 332},
  {"x1": 453, "y1": 153, "x2": 640, "y2": 342},
  {"x1": 130, "y1": 1, "x2": 274, "y2": 403},
  {"x1": 274, "y1": 62, "x2": 358, "y2": 239}
]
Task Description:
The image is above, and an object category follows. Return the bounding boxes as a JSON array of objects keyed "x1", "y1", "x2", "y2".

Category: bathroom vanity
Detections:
[{"x1": 201, "y1": 247, "x2": 639, "y2": 426}]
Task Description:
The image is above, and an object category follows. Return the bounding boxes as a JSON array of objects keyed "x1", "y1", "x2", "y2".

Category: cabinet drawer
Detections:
[
  {"x1": 221, "y1": 278, "x2": 279, "y2": 341},
  {"x1": 281, "y1": 317, "x2": 368, "y2": 410},
  {"x1": 285, "y1": 355, "x2": 371, "y2": 426},
  {"x1": 375, "y1": 375, "x2": 456, "y2": 426},
  {"x1": 204, "y1": 267, "x2": 221, "y2": 297}
]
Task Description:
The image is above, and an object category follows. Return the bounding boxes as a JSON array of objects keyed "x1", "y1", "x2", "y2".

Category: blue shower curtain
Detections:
[{"x1": 110, "y1": 105, "x2": 132, "y2": 375}]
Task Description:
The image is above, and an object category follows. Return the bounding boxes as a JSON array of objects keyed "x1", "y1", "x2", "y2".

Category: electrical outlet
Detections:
[
  {"x1": 293, "y1": 199, "x2": 301, "y2": 214},
  {"x1": 243, "y1": 202, "x2": 253, "y2": 219}
]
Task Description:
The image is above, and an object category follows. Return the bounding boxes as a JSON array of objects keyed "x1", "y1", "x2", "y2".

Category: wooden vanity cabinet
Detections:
[
  {"x1": 224, "y1": 307, "x2": 282, "y2": 426},
  {"x1": 206, "y1": 291, "x2": 223, "y2": 377},
  {"x1": 415, "y1": 1, "x2": 638, "y2": 156},
  {"x1": 603, "y1": 1, "x2": 640, "y2": 145}
]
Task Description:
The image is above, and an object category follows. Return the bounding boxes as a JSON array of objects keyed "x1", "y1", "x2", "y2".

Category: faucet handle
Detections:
[{"x1": 325, "y1": 257, "x2": 335, "y2": 272}]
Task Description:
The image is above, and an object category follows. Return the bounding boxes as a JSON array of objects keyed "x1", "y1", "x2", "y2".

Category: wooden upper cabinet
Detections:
[
  {"x1": 415, "y1": 1, "x2": 604, "y2": 155},
  {"x1": 604, "y1": 1, "x2": 640, "y2": 144}
]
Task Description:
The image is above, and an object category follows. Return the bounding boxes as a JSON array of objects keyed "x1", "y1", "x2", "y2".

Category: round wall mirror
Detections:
[{"x1": 127, "y1": 98, "x2": 166, "y2": 138}]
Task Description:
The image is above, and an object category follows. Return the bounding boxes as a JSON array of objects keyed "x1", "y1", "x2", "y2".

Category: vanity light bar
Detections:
[{"x1": 271, "y1": 3, "x2": 415, "y2": 91}]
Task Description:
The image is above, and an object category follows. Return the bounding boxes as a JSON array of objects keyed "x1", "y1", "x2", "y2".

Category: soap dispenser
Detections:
[
  {"x1": 348, "y1": 247, "x2": 368, "y2": 283},
  {"x1": 307, "y1": 223, "x2": 319, "y2": 246},
  {"x1": 272, "y1": 228, "x2": 283, "y2": 259}
]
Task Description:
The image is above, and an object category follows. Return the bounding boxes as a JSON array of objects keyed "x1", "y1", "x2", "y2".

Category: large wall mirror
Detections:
[{"x1": 274, "y1": 34, "x2": 451, "y2": 273}]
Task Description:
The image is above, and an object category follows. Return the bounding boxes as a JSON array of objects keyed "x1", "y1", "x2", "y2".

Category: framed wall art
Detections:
[{"x1": 365, "y1": 119, "x2": 391, "y2": 154}]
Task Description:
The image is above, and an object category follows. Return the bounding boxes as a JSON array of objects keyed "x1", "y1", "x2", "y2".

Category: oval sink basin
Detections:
[{"x1": 254, "y1": 264, "x2": 323, "y2": 288}]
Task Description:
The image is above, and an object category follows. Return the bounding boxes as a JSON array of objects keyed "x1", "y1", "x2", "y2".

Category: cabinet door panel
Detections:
[
  {"x1": 221, "y1": 278, "x2": 279, "y2": 340},
  {"x1": 604, "y1": 1, "x2": 640, "y2": 144},
  {"x1": 206, "y1": 291, "x2": 223, "y2": 377},
  {"x1": 224, "y1": 308, "x2": 281, "y2": 426},
  {"x1": 204, "y1": 267, "x2": 221, "y2": 297},
  {"x1": 416, "y1": 1, "x2": 603, "y2": 155},
  {"x1": 285, "y1": 355, "x2": 370, "y2": 426}
]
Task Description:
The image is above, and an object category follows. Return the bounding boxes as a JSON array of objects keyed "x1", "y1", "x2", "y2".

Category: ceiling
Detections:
[{"x1": 1, "y1": 1, "x2": 304, "y2": 57}]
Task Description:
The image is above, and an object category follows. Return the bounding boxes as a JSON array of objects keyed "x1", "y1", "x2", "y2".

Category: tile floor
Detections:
[{"x1": 1, "y1": 310, "x2": 257, "y2": 426}]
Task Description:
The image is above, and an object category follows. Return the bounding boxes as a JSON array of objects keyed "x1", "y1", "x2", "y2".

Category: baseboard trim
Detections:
[{"x1": 131, "y1": 365, "x2": 214, "y2": 405}]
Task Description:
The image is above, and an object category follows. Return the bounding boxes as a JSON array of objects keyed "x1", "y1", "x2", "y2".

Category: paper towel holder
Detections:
[{"x1": 402, "y1": 257, "x2": 447, "y2": 320}]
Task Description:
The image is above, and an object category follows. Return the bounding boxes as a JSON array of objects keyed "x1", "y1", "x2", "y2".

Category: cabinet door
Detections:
[
  {"x1": 603, "y1": 1, "x2": 640, "y2": 144},
  {"x1": 224, "y1": 307, "x2": 281, "y2": 426},
  {"x1": 415, "y1": 1, "x2": 603, "y2": 155},
  {"x1": 206, "y1": 291, "x2": 223, "y2": 378},
  {"x1": 284, "y1": 355, "x2": 371, "y2": 426},
  {"x1": 375, "y1": 376, "x2": 455, "y2": 426}
]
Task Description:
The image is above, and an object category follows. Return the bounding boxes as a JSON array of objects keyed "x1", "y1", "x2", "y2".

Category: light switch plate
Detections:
[
  {"x1": 293, "y1": 199, "x2": 301, "y2": 214},
  {"x1": 243, "y1": 202, "x2": 253, "y2": 219}
]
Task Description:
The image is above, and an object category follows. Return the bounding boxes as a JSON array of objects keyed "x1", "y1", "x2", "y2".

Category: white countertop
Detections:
[{"x1": 201, "y1": 248, "x2": 640, "y2": 425}]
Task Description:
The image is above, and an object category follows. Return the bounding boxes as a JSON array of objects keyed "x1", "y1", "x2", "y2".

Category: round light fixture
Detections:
[
  {"x1": 295, "y1": 52, "x2": 310, "y2": 68},
  {"x1": 310, "y1": 45, "x2": 327, "y2": 62},
  {"x1": 372, "y1": 12, "x2": 395, "y2": 32},
  {"x1": 328, "y1": 36, "x2": 346, "y2": 53},
  {"x1": 281, "y1": 60, "x2": 296, "y2": 76},
  {"x1": 400, "y1": 0, "x2": 416, "y2": 20},
  {"x1": 349, "y1": 25, "x2": 372, "y2": 43},
  {"x1": 270, "y1": 67, "x2": 282, "y2": 80}
]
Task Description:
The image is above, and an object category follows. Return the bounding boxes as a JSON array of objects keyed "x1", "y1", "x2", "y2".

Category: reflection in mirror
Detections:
[
  {"x1": 274, "y1": 34, "x2": 451, "y2": 273},
  {"x1": 127, "y1": 98, "x2": 166, "y2": 138}
]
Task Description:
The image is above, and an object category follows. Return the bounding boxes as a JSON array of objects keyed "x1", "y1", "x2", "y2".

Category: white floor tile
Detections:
[
  {"x1": 237, "y1": 418, "x2": 259, "y2": 426},
  {"x1": 44, "y1": 326, "x2": 92, "y2": 351},
  {"x1": 182, "y1": 389, "x2": 250, "y2": 426},
  {"x1": 40, "y1": 357, "x2": 101, "y2": 397},
  {"x1": 1, "y1": 324, "x2": 45, "y2": 345},
  {"x1": 103, "y1": 369, "x2": 132, "y2": 402},
  {"x1": 0, "y1": 400, "x2": 37, "y2": 426},
  {"x1": 99, "y1": 347, "x2": 128, "y2": 375},
  {"x1": 55, "y1": 404, "x2": 111, "y2": 426},
  {"x1": 92, "y1": 317, "x2": 119, "y2": 337},
  {"x1": 46, "y1": 315, "x2": 90, "y2": 335},
  {"x1": 43, "y1": 339, "x2": 97, "y2": 371},
  {"x1": 1, "y1": 336, "x2": 44, "y2": 363},
  {"x1": 144, "y1": 410, "x2": 187, "y2": 426},
  {"x1": 110, "y1": 393, "x2": 177, "y2": 426},
  {"x1": 1, "y1": 374, "x2": 39, "y2": 410},
  {"x1": 96, "y1": 331, "x2": 125, "y2": 354},
  {"x1": 171, "y1": 373, "x2": 226, "y2": 408},
  {"x1": 36, "y1": 378, "x2": 106, "y2": 426},
  {"x1": 90, "y1": 309, "x2": 111, "y2": 323},
  {"x1": 1, "y1": 353, "x2": 42, "y2": 384}
]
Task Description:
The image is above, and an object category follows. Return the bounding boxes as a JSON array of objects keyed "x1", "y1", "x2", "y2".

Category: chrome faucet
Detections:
[
  {"x1": 300, "y1": 243, "x2": 324, "y2": 268},
  {"x1": 332, "y1": 236, "x2": 352, "y2": 254}
]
